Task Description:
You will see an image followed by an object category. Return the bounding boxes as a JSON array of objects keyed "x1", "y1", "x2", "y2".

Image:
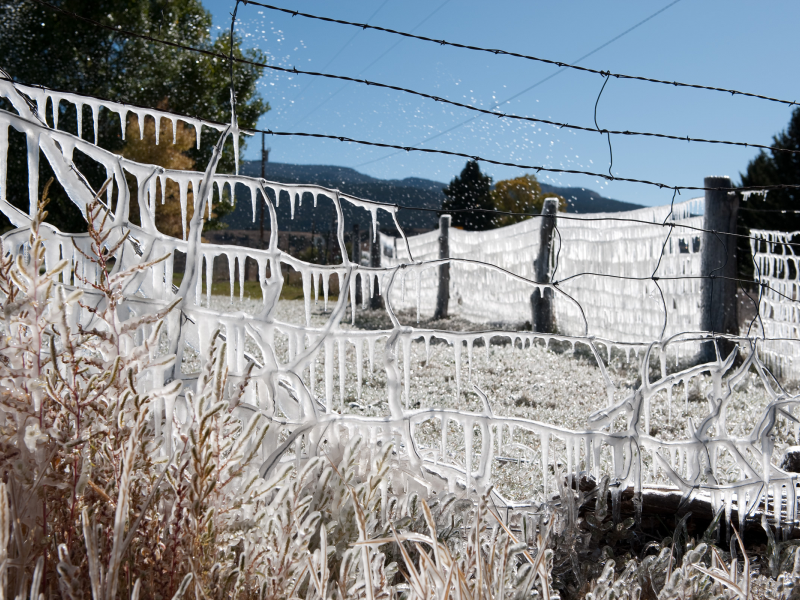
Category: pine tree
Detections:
[
  {"x1": 738, "y1": 107, "x2": 800, "y2": 277},
  {"x1": 441, "y1": 160, "x2": 494, "y2": 230}
]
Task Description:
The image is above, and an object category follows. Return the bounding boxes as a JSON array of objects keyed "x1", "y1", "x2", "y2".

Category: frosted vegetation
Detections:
[{"x1": 0, "y1": 77, "x2": 799, "y2": 598}]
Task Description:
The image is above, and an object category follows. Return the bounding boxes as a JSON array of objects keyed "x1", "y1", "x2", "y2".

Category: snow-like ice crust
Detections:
[{"x1": 1, "y1": 78, "x2": 800, "y2": 531}]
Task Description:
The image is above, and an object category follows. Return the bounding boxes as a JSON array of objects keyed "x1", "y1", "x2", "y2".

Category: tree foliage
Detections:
[
  {"x1": 0, "y1": 0, "x2": 269, "y2": 233},
  {"x1": 441, "y1": 160, "x2": 494, "y2": 230},
  {"x1": 738, "y1": 107, "x2": 800, "y2": 277},
  {"x1": 490, "y1": 174, "x2": 565, "y2": 227}
]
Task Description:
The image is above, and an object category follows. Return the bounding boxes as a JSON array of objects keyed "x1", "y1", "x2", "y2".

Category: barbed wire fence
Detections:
[{"x1": 2, "y1": 0, "x2": 800, "y2": 538}]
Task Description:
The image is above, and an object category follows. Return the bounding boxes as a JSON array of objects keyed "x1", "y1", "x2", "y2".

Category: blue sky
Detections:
[{"x1": 203, "y1": 1, "x2": 800, "y2": 206}]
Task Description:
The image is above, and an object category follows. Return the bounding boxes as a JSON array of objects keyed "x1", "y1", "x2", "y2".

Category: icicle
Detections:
[
  {"x1": 566, "y1": 438, "x2": 573, "y2": 481},
  {"x1": 26, "y1": 131, "x2": 40, "y2": 218},
  {"x1": 322, "y1": 272, "x2": 330, "y2": 311},
  {"x1": 349, "y1": 272, "x2": 357, "y2": 325},
  {"x1": 355, "y1": 338, "x2": 363, "y2": 399},
  {"x1": 158, "y1": 173, "x2": 167, "y2": 204},
  {"x1": 51, "y1": 95, "x2": 60, "y2": 130},
  {"x1": 178, "y1": 177, "x2": 188, "y2": 240},
  {"x1": 402, "y1": 336, "x2": 412, "y2": 409},
  {"x1": 0, "y1": 123, "x2": 7, "y2": 206},
  {"x1": 424, "y1": 335, "x2": 431, "y2": 365},
  {"x1": 119, "y1": 108, "x2": 127, "y2": 140},
  {"x1": 302, "y1": 269, "x2": 311, "y2": 326},
  {"x1": 454, "y1": 339, "x2": 462, "y2": 401},
  {"x1": 135, "y1": 111, "x2": 145, "y2": 139},
  {"x1": 325, "y1": 337, "x2": 333, "y2": 414},
  {"x1": 91, "y1": 102, "x2": 99, "y2": 145},
  {"x1": 76, "y1": 102, "x2": 84, "y2": 138},
  {"x1": 467, "y1": 338, "x2": 474, "y2": 381},
  {"x1": 361, "y1": 270, "x2": 370, "y2": 309},
  {"x1": 416, "y1": 269, "x2": 421, "y2": 324},
  {"x1": 238, "y1": 255, "x2": 245, "y2": 302},
  {"x1": 367, "y1": 336, "x2": 375, "y2": 374},
  {"x1": 195, "y1": 121, "x2": 203, "y2": 149},
  {"x1": 337, "y1": 338, "x2": 346, "y2": 410},
  {"x1": 205, "y1": 254, "x2": 214, "y2": 306},
  {"x1": 147, "y1": 176, "x2": 157, "y2": 216},
  {"x1": 171, "y1": 117, "x2": 177, "y2": 143}
]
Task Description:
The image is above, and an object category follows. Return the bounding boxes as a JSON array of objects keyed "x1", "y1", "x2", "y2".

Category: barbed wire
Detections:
[
  {"x1": 17, "y1": 0, "x2": 800, "y2": 252},
  {"x1": 4, "y1": 98, "x2": 797, "y2": 256},
  {"x1": 255, "y1": 127, "x2": 800, "y2": 194},
  {"x1": 28, "y1": 0, "x2": 800, "y2": 160},
  {"x1": 244, "y1": 1, "x2": 799, "y2": 108},
  {"x1": 7, "y1": 4, "x2": 800, "y2": 522}
]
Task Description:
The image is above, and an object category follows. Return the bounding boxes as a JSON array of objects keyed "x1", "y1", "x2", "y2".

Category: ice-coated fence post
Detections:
[
  {"x1": 370, "y1": 227, "x2": 382, "y2": 309},
  {"x1": 700, "y1": 176, "x2": 739, "y2": 362},
  {"x1": 352, "y1": 223, "x2": 362, "y2": 306},
  {"x1": 434, "y1": 214, "x2": 451, "y2": 320},
  {"x1": 532, "y1": 198, "x2": 558, "y2": 333}
]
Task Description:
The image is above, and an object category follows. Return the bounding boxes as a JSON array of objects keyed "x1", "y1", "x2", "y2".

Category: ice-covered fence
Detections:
[
  {"x1": 383, "y1": 200, "x2": 705, "y2": 343},
  {"x1": 2, "y1": 77, "x2": 800, "y2": 531},
  {"x1": 381, "y1": 216, "x2": 543, "y2": 324},
  {"x1": 752, "y1": 229, "x2": 800, "y2": 380}
]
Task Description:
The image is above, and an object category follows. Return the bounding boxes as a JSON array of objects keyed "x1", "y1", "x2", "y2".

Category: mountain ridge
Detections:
[{"x1": 222, "y1": 161, "x2": 642, "y2": 232}]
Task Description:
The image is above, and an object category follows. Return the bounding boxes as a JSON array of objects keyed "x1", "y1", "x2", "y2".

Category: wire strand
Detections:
[
  {"x1": 254, "y1": 126, "x2": 800, "y2": 194},
  {"x1": 28, "y1": 0, "x2": 800, "y2": 160},
  {"x1": 244, "y1": 0, "x2": 798, "y2": 108}
]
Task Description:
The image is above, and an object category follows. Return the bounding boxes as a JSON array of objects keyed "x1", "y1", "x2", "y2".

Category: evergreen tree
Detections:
[
  {"x1": 0, "y1": 0, "x2": 269, "y2": 233},
  {"x1": 441, "y1": 160, "x2": 494, "y2": 230},
  {"x1": 738, "y1": 107, "x2": 800, "y2": 277}
]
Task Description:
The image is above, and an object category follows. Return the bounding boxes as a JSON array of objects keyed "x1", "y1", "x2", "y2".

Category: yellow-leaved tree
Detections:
[
  {"x1": 120, "y1": 111, "x2": 233, "y2": 239},
  {"x1": 490, "y1": 174, "x2": 565, "y2": 227}
]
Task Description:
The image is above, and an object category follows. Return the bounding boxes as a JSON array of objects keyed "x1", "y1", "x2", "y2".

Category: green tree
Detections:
[
  {"x1": 490, "y1": 173, "x2": 565, "y2": 227},
  {"x1": 0, "y1": 0, "x2": 269, "y2": 232},
  {"x1": 441, "y1": 160, "x2": 494, "y2": 230},
  {"x1": 738, "y1": 107, "x2": 800, "y2": 277}
]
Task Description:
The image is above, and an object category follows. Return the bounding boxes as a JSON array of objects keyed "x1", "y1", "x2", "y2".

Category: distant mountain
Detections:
[
  {"x1": 224, "y1": 161, "x2": 443, "y2": 233},
  {"x1": 539, "y1": 183, "x2": 642, "y2": 213},
  {"x1": 222, "y1": 161, "x2": 641, "y2": 233}
]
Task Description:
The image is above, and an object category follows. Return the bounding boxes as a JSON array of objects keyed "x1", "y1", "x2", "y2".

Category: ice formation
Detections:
[
  {"x1": 1, "y1": 77, "x2": 799, "y2": 531},
  {"x1": 382, "y1": 199, "x2": 705, "y2": 345},
  {"x1": 751, "y1": 229, "x2": 800, "y2": 380}
]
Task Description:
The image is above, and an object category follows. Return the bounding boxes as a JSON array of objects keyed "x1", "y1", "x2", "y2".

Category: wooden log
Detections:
[
  {"x1": 370, "y1": 227, "x2": 382, "y2": 309},
  {"x1": 531, "y1": 198, "x2": 558, "y2": 333},
  {"x1": 700, "y1": 176, "x2": 739, "y2": 362},
  {"x1": 434, "y1": 214, "x2": 450, "y2": 320}
]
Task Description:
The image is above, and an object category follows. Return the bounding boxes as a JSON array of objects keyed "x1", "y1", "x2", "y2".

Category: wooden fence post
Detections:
[
  {"x1": 370, "y1": 227, "x2": 382, "y2": 309},
  {"x1": 532, "y1": 198, "x2": 558, "y2": 333},
  {"x1": 434, "y1": 215, "x2": 450, "y2": 320},
  {"x1": 352, "y1": 223, "x2": 362, "y2": 306},
  {"x1": 700, "y1": 176, "x2": 739, "y2": 362}
]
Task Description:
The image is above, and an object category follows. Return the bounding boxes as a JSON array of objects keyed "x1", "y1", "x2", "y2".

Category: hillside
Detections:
[{"x1": 222, "y1": 161, "x2": 641, "y2": 233}]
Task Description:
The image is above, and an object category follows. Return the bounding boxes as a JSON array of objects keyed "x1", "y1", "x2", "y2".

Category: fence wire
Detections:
[{"x1": 2, "y1": 77, "x2": 800, "y2": 534}]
